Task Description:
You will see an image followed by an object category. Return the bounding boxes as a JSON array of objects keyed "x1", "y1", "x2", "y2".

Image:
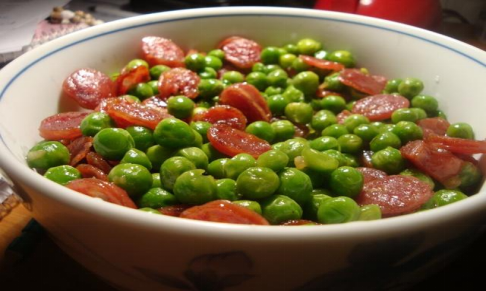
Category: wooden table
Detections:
[{"x1": 1, "y1": 22, "x2": 485, "y2": 290}]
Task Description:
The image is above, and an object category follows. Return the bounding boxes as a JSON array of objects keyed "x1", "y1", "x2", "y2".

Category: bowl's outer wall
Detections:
[{"x1": 1, "y1": 8, "x2": 486, "y2": 291}]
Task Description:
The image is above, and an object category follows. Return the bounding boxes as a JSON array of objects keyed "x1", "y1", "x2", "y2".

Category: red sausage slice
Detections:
[
  {"x1": 86, "y1": 151, "x2": 112, "y2": 174},
  {"x1": 218, "y1": 36, "x2": 261, "y2": 69},
  {"x1": 357, "y1": 175, "x2": 433, "y2": 217},
  {"x1": 76, "y1": 164, "x2": 109, "y2": 181},
  {"x1": 191, "y1": 105, "x2": 247, "y2": 130},
  {"x1": 357, "y1": 167, "x2": 387, "y2": 184},
  {"x1": 141, "y1": 36, "x2": 185, "y2": 68},
  {"x1": 219, "y1": 83, "x2": 271, "y2": 123},
  {"x1": 400, "y1": 140, "x2": 464, "y2": 189},
  {"x1": 39, "y1": 111, "x2": 91, "y2": 141},
  {"x1": 67, "y1": 136, "x2": 93, "y2": 166},
  {"x1": 103, "y1": 97, "x2": 171, "y2": 130},
  {"x1": 352, "y1": 94, "x2": 410, "y2": 121},
  {"x1": 180, "y1": 200, "x2": 270, "y2": 225},
  {"x1": 417, "y1": 117, "x2": 450, "y2": 138},
  {"x1": 207, "y1": 124, "x2": 272, "y2": 158},
  {"x1": 63, "y1": 68, "x2": 116, "y2": 109},
  {"x1": 66, "y1": 178, "x2": 136, "y2": 208},
  {"x1": 115, "y1": 65, "x2": 151, "y2": 95},
  {"x1": 299, "y1": 55, "x2": 345, "y2": 72},
  {"x1": 158, "y1": 68, "x2": 200, "y2": 99},
  {"x1": 426, "y1": 135, "x2": 486, "y2": 155},
  {"x1": 339, "y1": 69, "x2": 386, "y2": 96}
]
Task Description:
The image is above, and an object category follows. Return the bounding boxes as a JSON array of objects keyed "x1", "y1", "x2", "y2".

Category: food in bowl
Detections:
[{"x1": 25, "y1": 34, "x2": 484, "y2": 225}]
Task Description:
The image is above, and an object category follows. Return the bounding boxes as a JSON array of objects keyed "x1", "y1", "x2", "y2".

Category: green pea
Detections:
[
  {"x1": 303, "y1": 193, "x2": 332, "y2": 221},
  {"x1": 190, "y1": 121, "x2": 211, "y2": 144},
  {"x1": 341, "y1": 153, "x2": 360, "y2": 168},
  {"x1": 126, "y1": 58, "x2": 149, "y2": 70},
  {"x1": 150, "y1": 65, "x2": 170, "y2": 80},
  {"x1": 146, "y1": 145, "x2": 175, "y2": 172},
  {"x1": 199, "y1": 67, "x2": 218, "y2": 79},
  {"x1": 398, "y1": 77, "x2": 424, "y2": 99},
  {"x1": 207, "y1": 158, "x2": 229, "y2": 179},
  {"x1": 153, "y1": 118, "x2": 195, "y2": 149},
  {"x1": 138, "y1": 187, "x2": 177, "y2": 208},
  {"x1": 317, "y1": 196, "x2": 361, "y2": 224},
  {"x1": 138, "y1": 208, "x2": 161, "y2": 214},
  {"x1": 447, "y1": 122, "x2": 475, "y2": 140},
  {"x1": 222, "y1": 71, "x2": 245, "y2": 84},
  {"x1": 152, "y1": 173, "x2": 162, "y2": 188},
  {"x1": 329, "y1": 166, "x2": 363, "y2": 198},
  {"x1": 422, "y1": 189, "x2": 468, "y2": 209},
  {"x1": 323, "y1": 72, "x2": 345, "y2": 91},
  {"x1": 125, "y1": 126, "x2": 154, "y2": 152},
  {"x1": 185, "y1": 53, "x2": 206, "y2": 71},
  {"x1": 119, "y1": 94, "x2": 140, "y2": 103},
  {"x1": 279, "y1": 53, "x2": 297, "y2": 69},
  {"x1": 252, "y1": 62, "x2": 266, "y2": 73},
  {"x1": 353, "y1": 123, "x2": 380, "y2": 142},
  {"x1": 282, "y1": 85, "x2": 305, "y2": 102},
  {"x1": 261, "y1": 195, "x2": 303, "y2": 225},
  {"x1": 371, "y1": 147, "x2": 405, "y2": 174},
  {"x1": 166, "y1": 95, "x2": 195, "y2": 119},
  {"x1": 246, "y1": 121, "x2": 275, "y2": 143},
  {"x1": 128, "y1": 83, "x2": 153, "y2": 100},
  {"x1": 93, "y1": 128, "x2": 135, "y2": 161},
  {"x1": 292, "y1": 71, "x2": 319, "y2": 96},
  {"x1": 343, "y1": 114, "x2": 369, "y2": 132},
  {"x1": 297, "y1": 38, "x2": 323, "y2": 55},
  {"x1": 299, "y1": 147, "x2": 339, "y2": 174},
  {"x1": 120, "y1": 148, "x2": 153, "y2": 170},
  {"x1": 173, "y1": 169, "x2": 217, "y2": 205},
  {"x1": 160, "y1": 156, "x2": 196, "y2": 191},
  {"x1": 201, "y1": 142, "x2": 227, "y2": 162},
  {"x1": 411, "y1": 95, "x2": 439, "y2": 114},
  {"x1": 314, "y1": 50, "x2": 328, "y2": 60},
  {"x1": 224, "y1": 153, "x2": 257, "y2": 180},
  {"x1": 233, "y1": 200, "x2": 262, "y2": 215},
  {"x1": 261, "y1": 46, "x2": 282, "y2": 64},
  {"x1": 321, "y1": 124, "x2": 349, "y2": 138},
  {"x1": 271, "y1": 120, "x2": 295, "y2": 142},
  {"x1": 279, "y1": 138, "x2": 308, "y2": 166},
  {"x1": 245, "y1": 71, "x2": 268, "y2": 91},
  {"x1": 237, "y1": 167, "x2": 280, "y2": 200},
  {"x1": 278, "y1": 168, "x2": 313, "y2": 206},
  {"x1": 267, "y1": 94, "x2": 290, "y2": 116},
  {"x1": 358, "y1": 204, "x2": 382, "y2": 221},
  {"x1": 198, "y1": 78, "x2": 224, "y2": 98},
  {"x1": 320, "y1": 95, "x2": 346, "y2": 113},
  {"x1": 384, "y1": 78, "x2": 402, "y2": 93},
  {"x1": 311, "y1": 110, "x2": 337, "y2": 132},
  {"x1": 370, "y1": 132, "x2": 402, "y2": 152},
  {"x1": 203, "y1": 55, "x2": 223, "y2": 70},
  {"x1": 208, "y1": 49, "x2": 225, "y2": 59},
  {"x1": 283, "y1": 43, "x2": 299, "y2": 55},
  {"x1": 346, "y1": 101, "x2": 356, "y2": 112},
  {"x1": 267, "y1": 69, "x2": 288, "y2": 88},
  {"x1": 175, "y1": 147, "x2": 208, "y2": 170},
  {"x1": 44, "y1": 165, "x2": 81, "y2": 185},
  {"x1": 147, "y1": 80, "x2": 159, "y2": 95},
  {"x1": 309, "y1": 136, "x2": 340, "y2": 151},
  {"x1": 379, "y1": 123, "x2": 397, "y2": 133},
  {"x1": 80, "y1": 112, "x2": 114, "y2": 137},
  {"x1": 108, "y1": 163, "x2": 152, "y2": 197},
  {"x1": 337, "y1": 134, "x2": 363, "y2": 154},
  {"x1": 400, "y1": 168, "x2": 435, "y2": 189},
  {"x1": 459, "y1": 161, "x2": 481, "y2": 190},
  {"x1": 285, "y1": 102, "x2": 313, "y2": 125},
  {"x1": 256, "y1": 150, "x2": 289, "y2": 172},
  {"x1": 263, "y1": 64, "x2": 283, "y2": 74},
  {"x1": 326, "y1": 50, "x2": 355, "y2": 68},
  {"x1": 391, "y1": 108, "x2": 426, "y2": 123},
  {"x1": 265, "y1": 86, "x2": 283, "y2": 96},
  {"x1": 216, "y1": 178, "x2": 240, "y2": 201},
  {"x1": 323, "y1": 149, "x2": 347, "y2": 167},
  {"x1": 392, "y1": 121, "x2": 423, "y2": 144}
]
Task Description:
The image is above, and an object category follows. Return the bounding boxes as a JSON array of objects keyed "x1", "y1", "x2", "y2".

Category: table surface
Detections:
[{"x1": 1, "y1": 20, "x2": 486, "y2": 290}]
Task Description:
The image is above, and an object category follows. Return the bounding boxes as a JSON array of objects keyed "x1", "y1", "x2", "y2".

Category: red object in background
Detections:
[{"x1": 314, "y1": 0, "x2": 442, "y2": 30}]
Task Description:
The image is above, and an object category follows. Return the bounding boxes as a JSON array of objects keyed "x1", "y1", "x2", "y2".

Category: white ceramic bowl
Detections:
[{"x1": 1, "y1": 7, "x2": 486, "y2": 291}]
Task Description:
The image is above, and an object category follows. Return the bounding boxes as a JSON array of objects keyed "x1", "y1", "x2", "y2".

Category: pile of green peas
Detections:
[{"x1": 26, "y1": 37, "x2": 478, "y2": 225}]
